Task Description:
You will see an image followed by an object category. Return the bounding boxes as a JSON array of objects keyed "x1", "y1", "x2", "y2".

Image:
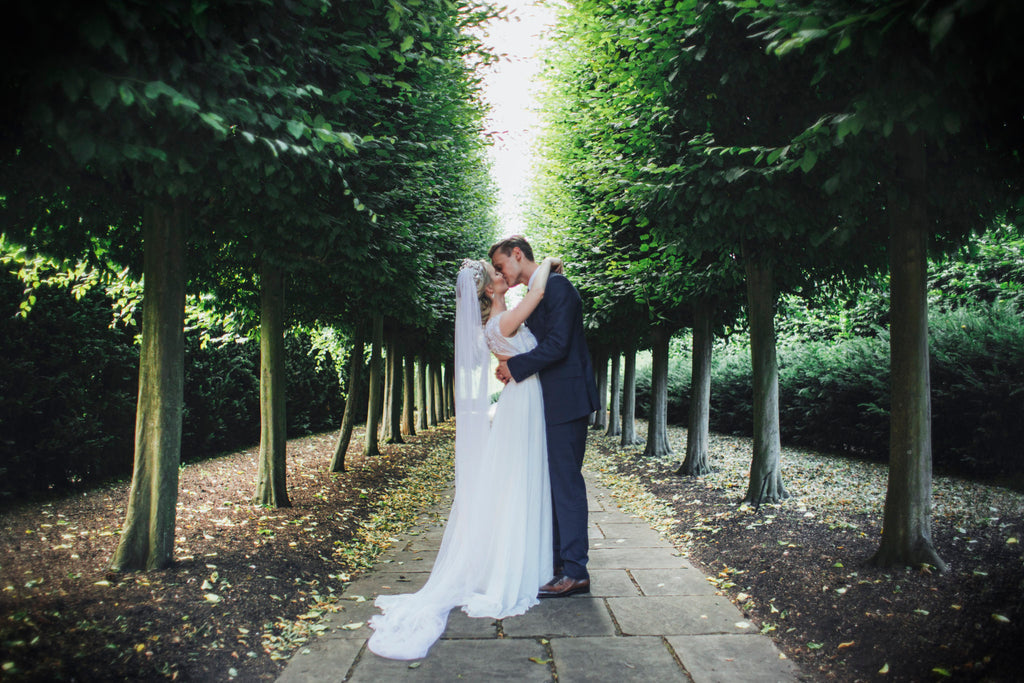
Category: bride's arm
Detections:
[{"x1": 498, "y1": 257, "x2": 562, "y2": 337}]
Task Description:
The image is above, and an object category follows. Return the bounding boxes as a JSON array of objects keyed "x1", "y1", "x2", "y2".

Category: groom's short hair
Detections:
[{"x1": 489, "y1": 235, "x2": 534, "y2": 262}]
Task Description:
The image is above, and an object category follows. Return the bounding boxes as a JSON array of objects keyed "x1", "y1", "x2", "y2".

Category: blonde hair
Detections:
[{"x1": 475, "y1": 260, "x2": 494, "y2": 324}]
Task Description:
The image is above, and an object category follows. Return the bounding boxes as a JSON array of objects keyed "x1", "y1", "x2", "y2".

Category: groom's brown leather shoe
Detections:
[{"x1": 538, "y1": 575, "x2": 590, "y2": 599}]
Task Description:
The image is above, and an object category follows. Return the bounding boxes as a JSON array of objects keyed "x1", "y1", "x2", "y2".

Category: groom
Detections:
[{"x1": 490, "y1": 235, "x2": 600, "y2": 598}]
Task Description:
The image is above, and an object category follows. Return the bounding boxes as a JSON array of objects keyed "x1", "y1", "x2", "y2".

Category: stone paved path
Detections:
[{"x1": 276, "y1": 472, "x2": 802, "y2": 682}]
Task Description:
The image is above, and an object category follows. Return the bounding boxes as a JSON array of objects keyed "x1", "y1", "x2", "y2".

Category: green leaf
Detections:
[
  {"x1": 356, "y1": 72, "x2": 371, "y2": 87},
  {"x1": 337, "y1": 132, "x2": 358, "y2": 153},
  {"x1": 286, "y1": 120, "x2": 306, "y2": 139},
  {"x1": 90, "y1": 78, "x2": 117, "y2": 111},
  {"x1": 929, "y1": 10, "x2": 955, "y2": 51},
  {"x1": 199, "y1": 112, "x2": 229, "y2": 136},
  {"x1": 118, "y1": 84, "x2": 135, "y2": 107},
  {"x1": 799, "y1": 150, "x2": 817, "y2": 173},
  {"x1": 400, "y1": 35, "x2": 415, "y2": 52},
  {"x1": 144, "y1": 81, "x2": 171, "y2": 100}
]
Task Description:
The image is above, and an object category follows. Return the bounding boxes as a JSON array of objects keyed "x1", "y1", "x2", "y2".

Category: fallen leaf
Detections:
[
  {"x1": 879, "y1": 662, "x2": 889, "y2": 674},
  {"x1": 529, "y1": 657, "x2": 552, "y2": 664},
  {"x1": 992, "y1": 613, "x2": 1010, "y2": 624},
  {"x1": 838, "y1": 641, "x2": 855, "y2": 649}
]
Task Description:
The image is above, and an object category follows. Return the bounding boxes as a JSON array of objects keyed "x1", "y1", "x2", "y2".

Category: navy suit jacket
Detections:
[{"x1": 507, "y1": 273, "x2": 600, "y2": 426}]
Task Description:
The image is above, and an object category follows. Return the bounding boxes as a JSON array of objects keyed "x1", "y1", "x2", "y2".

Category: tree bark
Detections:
[
  {"x1": 255, "y1": 258, "x2": 290, "y2": 508},
  {"x1": 416, "y1": 355, "x2": 428, "y2": 430},
  {"x1": 592, "y1": 351, "x2": 608, "y2": 430},
  {"x1": 383, "y1": 333, "x2": 404, "y2": 444},
  {"x1": 330, "y1": 322, "x2": 365, "y2": 473},
  {"x1": 427, "y1": 357, "x2": 438, "y2": 426},
  {"x1": 110, "y1": 200, "x2": 187, "y2": 572},
  {"x1": 871, "y1": 131, "x2": 947, "y2": 570},
  {"x1": 363, "y1": 314, "x2": 385, "y2": 457},
  {"x1": 402, "y1": 351, "x2": 416, "y2": 436},
  {"x1": 605, "y1": 352, "x2": 622, "y2": 437},
  {"x1": 443, "y1": 361, "x2": 454, "y2": 420},
  {"x1": 431, "y1": 360, "x2": 444, "y2": 423},
  {"x1": 643, "y1": 328, "x2": 673, "y2": 458},
  {"x1": 380, "y1": 330, "x2": 393, "y2": 441},
  {"x1": 678, "y1": 297, "x2": 713, "y2": 477},
  {"x1": 621, "y1": 341, "x2": 643, "y2": 446},
  {"x1": 742, "y1": 247, "x2": 789, "y2": 505}
]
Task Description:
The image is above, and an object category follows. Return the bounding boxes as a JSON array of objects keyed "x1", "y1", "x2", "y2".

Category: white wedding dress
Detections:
[{"x1": 366, "y1": 311, "x2": 552, "y2": 660}]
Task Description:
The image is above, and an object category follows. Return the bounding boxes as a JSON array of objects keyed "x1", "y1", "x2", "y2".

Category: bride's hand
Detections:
[{"x1": 545, "y1": 256, "x2": 563, "y2": 274}]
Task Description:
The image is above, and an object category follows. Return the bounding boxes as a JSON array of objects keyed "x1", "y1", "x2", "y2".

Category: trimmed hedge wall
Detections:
[
  {"x1": 0, "y1": 273, "x2": 343, "y2": 501},
  {"x1": 634, "y1": 301, "x2": 1024, "y2": 479}
]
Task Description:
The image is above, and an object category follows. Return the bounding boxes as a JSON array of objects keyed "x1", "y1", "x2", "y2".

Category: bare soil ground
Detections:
[{"x1": 0, "y1": 424, "x2": 454, "y2": 681}]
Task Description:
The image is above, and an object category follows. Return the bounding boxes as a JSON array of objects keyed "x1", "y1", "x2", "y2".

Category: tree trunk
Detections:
[
  {"x1": 427, "y1": 357, "x2": 438, "y2": 426},
  {"x1": 384, "y1": 335, "x2": 404, "y2": 444},
  {"x1": 592, "y1": 351, "x2": 608, "y2": 430},
  {"x1": 255, "y1": 259, "x2": 290, "y2": 508},
  {"x1": 380, "y1": 331, "x2": 393, "y2": 441},
  {"x1": 330, "y1": 322, "x2": 365, "y2": 473},
  {"x1": 678, "y1": 297, "x2": 713, "y2": 477},
  {"x1": 643, "y1": 329, "x2": 673, "y2": 458},
  {"x1": 621, "y1": 341, "x2": 643, "y2": 446},
  {"x1": 605, "y1": 352, "x2": 622, "y2": 437},
  {"x1": 402, "y1": 351, "x2": 416, "y2": 436},
  {"x1": 416, "y1": 355, "x2": 428, "y2": 430},
  {"x1": 110, "y1": 200, "x2": 186, "y2": 572},
  {"x1": 742, "y1": 247, "x2": 788, "y2": 505},
  {"x1": 431, "y1": 360, "x2": 444, "y2": 423},
  {"x1": 363, "y1": 314, "x2": 385, "y2": 457},
  {"x1": 443, "y1": 361, "x2": 454, "y2": 420},
  {"x1": 871, "y1": 131, "x2": 946, "y2": 570}
]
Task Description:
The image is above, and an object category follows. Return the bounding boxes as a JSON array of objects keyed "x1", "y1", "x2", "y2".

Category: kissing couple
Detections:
[{"x1": 367, "y1": 235, "x2": 600, "y2": 660}]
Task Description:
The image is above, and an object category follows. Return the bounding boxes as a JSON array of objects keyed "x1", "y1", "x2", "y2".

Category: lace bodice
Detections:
[{"x1": 484, "y1": 311, "x2": 538, "y2": 357}]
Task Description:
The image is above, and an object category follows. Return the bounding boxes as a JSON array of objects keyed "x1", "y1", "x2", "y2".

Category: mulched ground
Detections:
[
  {"x1": 3, "y1": 419, "x2": 1022, "y2": 682},
  {"x1": 0, "y1": 424, "x2": 455, "y2": 682},
  {"x1": 589, "y1": 424, "x2": 1024, "y2": 682}
]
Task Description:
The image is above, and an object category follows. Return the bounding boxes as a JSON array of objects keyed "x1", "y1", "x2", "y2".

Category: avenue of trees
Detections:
[
  {"x1": 1, "y1": 0, "x2": 499, "y2": 570},
  {"x1": 529, "y1": 0, "x2": 1023, "y2": 570},
  {"x1": 2, "y1": 0, "x2": 1022, "y2": 580}
]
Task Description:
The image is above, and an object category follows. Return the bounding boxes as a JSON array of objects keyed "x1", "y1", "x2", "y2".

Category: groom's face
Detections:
[{"x1": 491, "y1": 248, "x2": 524, "y2": 287}]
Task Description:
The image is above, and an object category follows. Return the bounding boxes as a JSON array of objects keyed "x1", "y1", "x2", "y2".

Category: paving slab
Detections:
[
  {"x1": 372, "y1": 551, "x2": 436, "y2": 567},
  {"x1": 608, "y1": 595, "x2": 754, "y2": 636},
  {"x1": 592, "y1": 522, "x2": 666, "y2": 547},
  {"x1": 588, "y1": 510, "x2": 639, "y2": 525},
  {"x1": 668, "y1": 634, "x2": 800, "y2": 683},
  {"x1": 631, "y1": 567, "x2": 716, "y2": 596},
  {"x1": 350, "y1": 638, "x2": 553, "y2": 682},
  {"x1": 551, "y1": 636, "x2": 689, "y2": 683},
  {"x1": 588, "y1": 546, "x2": 688, "y2": 570},
  {"x1": 501, "y1": 596, "x2": 617, "y2": 637},
  {"x1": 440, "y1": 609, "x2": 498, "y2": 639},
  {"x1": 276, "y1": 638, "x2": 362, "y2": 682},
  {"x1": 587, "y1": 569, "x2": 641, "y2": 597}
]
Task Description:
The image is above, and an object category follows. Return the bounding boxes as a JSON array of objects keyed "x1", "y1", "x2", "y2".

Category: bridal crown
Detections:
[{"x1": 459, "y1": 258, "x2": 486, "y2": 286}]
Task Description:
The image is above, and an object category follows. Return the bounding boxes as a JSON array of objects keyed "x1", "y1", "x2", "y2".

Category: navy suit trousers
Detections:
[{"x1": 547, "y1": 416, "x2": 590, "y2": 580}]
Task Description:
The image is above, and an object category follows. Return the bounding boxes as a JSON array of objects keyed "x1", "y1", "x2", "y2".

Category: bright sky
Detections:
[{"x1": 475, "y1": 0, "x2": 558, "y2": 237}]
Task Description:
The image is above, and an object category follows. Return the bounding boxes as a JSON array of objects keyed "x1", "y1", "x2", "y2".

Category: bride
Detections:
[{"x1": 366, "y1": 256, "x2": 561, "y2": 660}]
